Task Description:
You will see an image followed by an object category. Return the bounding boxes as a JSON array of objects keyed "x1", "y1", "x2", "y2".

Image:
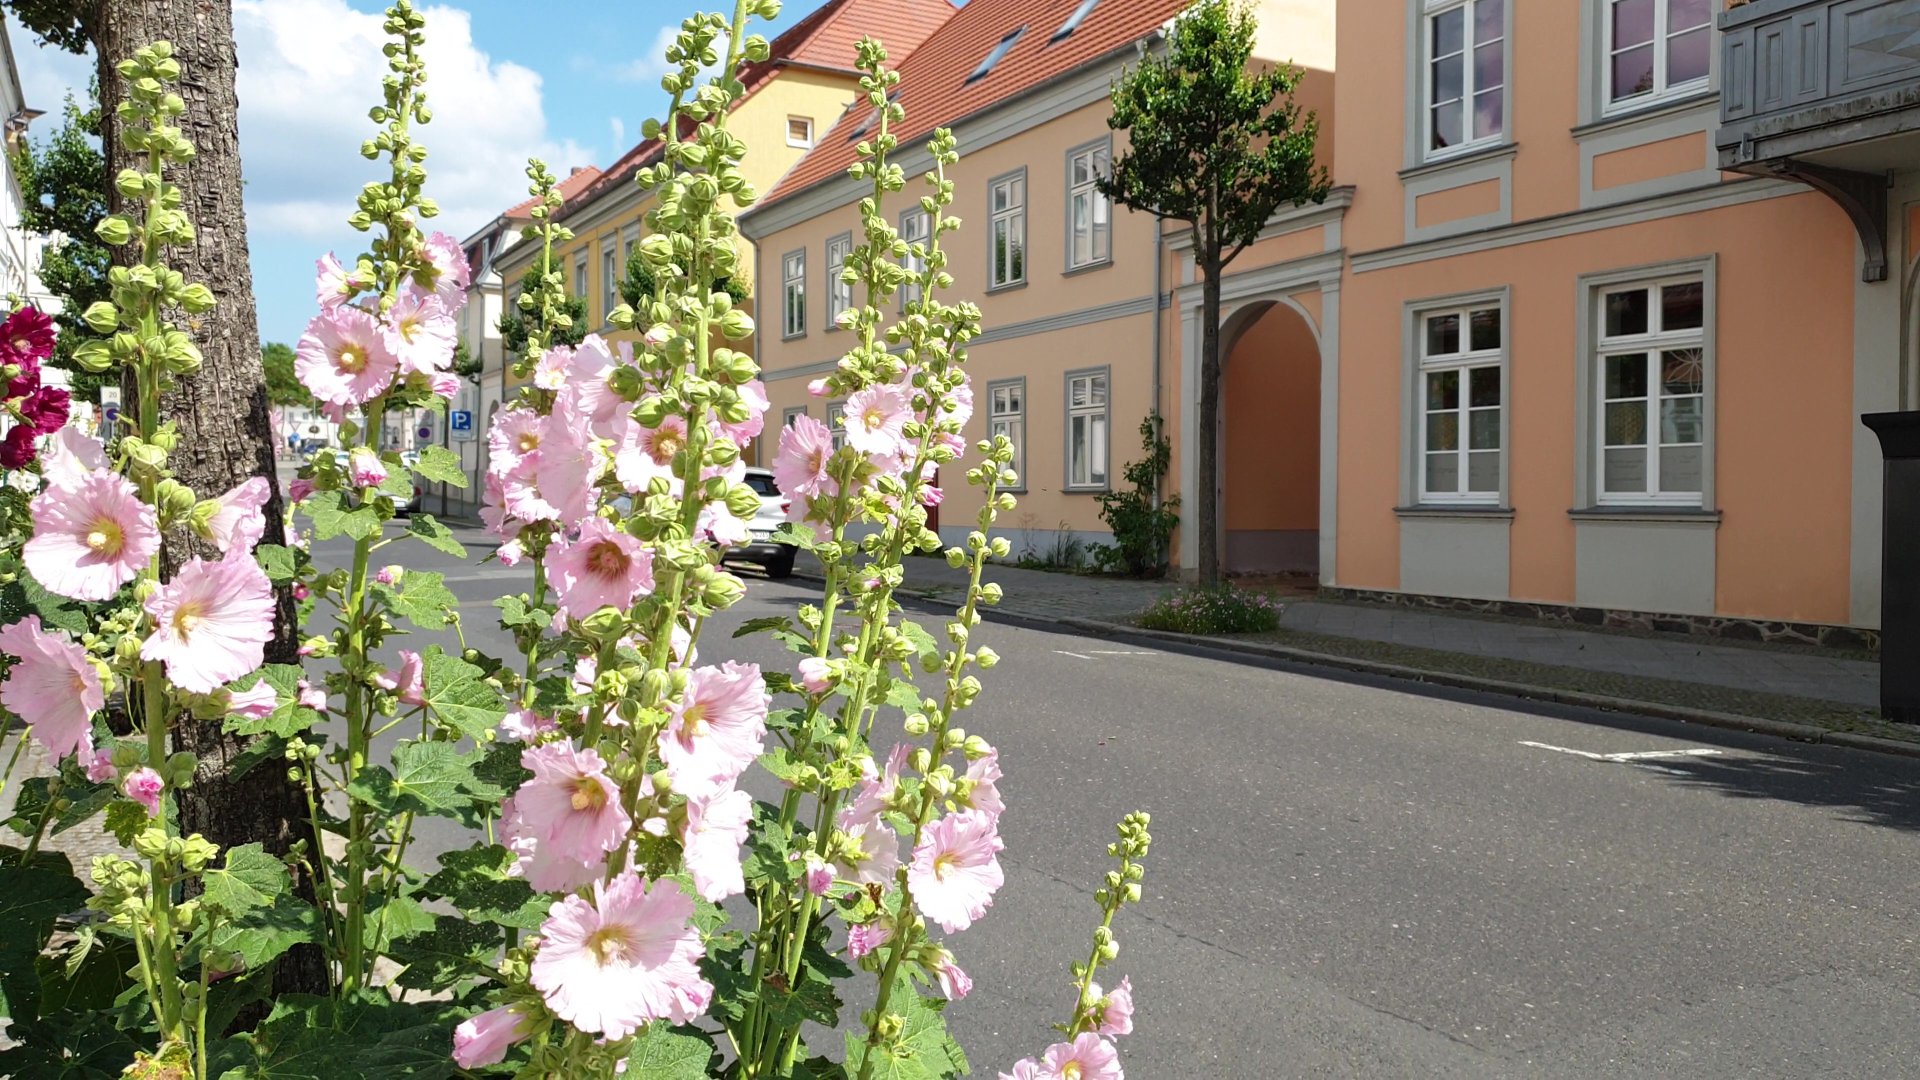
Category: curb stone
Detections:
[{"x1": 783, "y1": 570, "x2": 1918, "y2": 763}]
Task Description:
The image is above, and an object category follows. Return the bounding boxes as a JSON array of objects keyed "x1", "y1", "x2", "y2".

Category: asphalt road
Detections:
[{"x1": 313, "y1": 523, "x2": 1920, "y2": 1078}]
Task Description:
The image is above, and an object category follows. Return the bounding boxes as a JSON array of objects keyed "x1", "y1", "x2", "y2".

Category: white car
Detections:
[{"x1": 732, "y1": 466, "x2": 797, "y2": 578}]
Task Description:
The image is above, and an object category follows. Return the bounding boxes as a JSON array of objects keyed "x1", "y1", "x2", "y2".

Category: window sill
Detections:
[
  {"x1": 781, "y1": 331, "x2": 807, "y2": 342},
  {"x1": 1575, "y1": 90, "x2": 1717, "y2": 139},
  {"x1": 1393, "y1": 504, "x2": 1514, "y2": 520},
  {"x1": 1063, "y1": 259, "x2": 1113, "y2": 279},
  {"x1": 986, "y1": 280, "x2": 1029, "y2": 295},
  {"x1": 1399, "y1": 142, "x2": 1517, "y2": 182},
  {"x1": 1568, "y1": 506, "x2": 1720, "y2": 525},
  {"x1": 1063, "y1": 485, "x2": 1110, "y2": 495}
]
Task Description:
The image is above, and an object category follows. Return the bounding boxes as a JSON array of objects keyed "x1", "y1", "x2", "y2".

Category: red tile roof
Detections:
[
  {"x1": 560, "y1": 0, "x2": 958, "y2": 222},
  {"x1": 762, "y1": 0, "x2": 1188, "y2": 208},
  {"x1": 504, "y1": 165, "x2": 604, "y2": 220}
]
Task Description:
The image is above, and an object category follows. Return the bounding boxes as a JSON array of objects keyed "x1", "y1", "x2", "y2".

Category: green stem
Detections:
[
  {"x1": 0, "y1": 726, "x2": 30, "y2": 807},
  {"x1": 340, "y1": 403, "x2": 388, "y2": 993}
]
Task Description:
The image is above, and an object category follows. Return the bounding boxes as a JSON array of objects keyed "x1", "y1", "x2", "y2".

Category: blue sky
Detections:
[{"x1": 4, "y1": 0, "x2": 845, "y2": 350}]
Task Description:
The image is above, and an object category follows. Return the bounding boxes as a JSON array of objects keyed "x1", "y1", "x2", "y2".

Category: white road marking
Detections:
[
  {"x1": 1054, "y1": 650, "x2": 1095, "y2": 660},
  {"x1": 1088, "y1": 650, "x2": 1156, "y2": 656},
  {"x1": 1520, "y1": 740, "x2": 1723, "y2": 774}
]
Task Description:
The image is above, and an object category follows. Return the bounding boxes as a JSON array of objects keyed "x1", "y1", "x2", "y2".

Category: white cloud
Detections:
[
  {"x1": 614, "y1": 26, "x2": 684, "y2": 87},
  {"x1": 610, "y1": 116, "x2": 625, "y2": 155},
  {"x1": 231, "y1": 0, "x2": 589, "y2": 244},
  {"x1": 5, "y1": 13, "x2": 97, "y2": 118}
]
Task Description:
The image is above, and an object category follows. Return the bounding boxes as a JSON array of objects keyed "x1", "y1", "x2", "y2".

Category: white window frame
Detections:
[
  {"x1": 622, "y1": 225, "x2": 641, "y2": 277},
  {"x1": 1601, "y1": 0, "x2": 1711, "y2": 116},
  {"x1": 988, "y1": 169, "x2": 1027, "y2": 291},
  {"x1": 1065, "y1": 139, "x2": 1112, "y2": 271},
  {"x1": 601, "y1": 243, "x2": 618, "y2": 324},
  {"x1": 1414, "y1": 299, "x2": 1507, "y2": 505},
  {"x1": 572, "y1": 252, "x2": 588, "y2": 298},
  {"x1": 1592, "y1": 272, "x2": 1709, "y2": 507},
  {"x1": 988, "y1": 377, "x2": 1026, "y2": 490},
  {"x1": 826, "y1": 401, "x2": 847, "y2": 452},
  {"x1": 825, "y1": 232, "x2": 854, "y2": 329},
  {"x1": 782, "y1": 405, "x2": 807, "y2": 429},
  {"x1": 899, "y1": 207, "x2": 930, "y2": 312},
  {"x1": 786, "y1": 115, "x2": 814, "y2": 149},
  {"x1": 1063, "y1": 366, "x2": 1109, "y2": 491},
  {"x1": 1421, "y1": 0, "x2": 1506, "y2": 161},
  {"x1": 781, "y1": 249, "x2": 806, "y2": 339}
]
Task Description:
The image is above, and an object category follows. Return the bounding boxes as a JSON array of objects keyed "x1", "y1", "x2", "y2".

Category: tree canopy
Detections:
[
  {"x1": 13, "y1": 88, "x2": 112, "y2": 401},
  {"x1": 497, "y1": 255, "x2": 587, "y2": 356}
]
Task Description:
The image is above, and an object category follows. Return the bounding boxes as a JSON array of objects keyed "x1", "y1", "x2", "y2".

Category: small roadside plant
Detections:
[
  {"x1": 1139, "y1": 583, "x2": 1282, "y2": 635},
  {"x1": 1093, "y1": 414, "x2": 1178, "y2": 578}
]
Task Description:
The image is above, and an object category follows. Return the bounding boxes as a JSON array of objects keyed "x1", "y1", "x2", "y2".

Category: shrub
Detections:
[
  {"x1": 1138, "y1": 584, "x2": 1282, "y2": 634},
  {"x1": 1093, "y1": 414, "x2": 1178, "y2": 577}
]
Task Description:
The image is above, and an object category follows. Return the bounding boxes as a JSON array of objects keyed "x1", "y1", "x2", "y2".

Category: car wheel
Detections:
[{"x1": 767, "y1": 546, "x2": 797, "y2": 579}]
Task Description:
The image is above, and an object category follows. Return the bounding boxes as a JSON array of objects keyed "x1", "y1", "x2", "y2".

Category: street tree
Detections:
[
  {"x1": 4, "y1": 0, "x2": 326, "y2": 994},
  {"x1": 261, "y1": 341, "x2": 311, "y2": 408},
  {"x1": 1098, "y1": 0, "x2": 1329, "y2": 586},
  {"x1": 497, "y1": 255, "x2": 586, "y2": 358},
  {"x1": 13, "y1": 88, "x2": 112, "y2": 403}
]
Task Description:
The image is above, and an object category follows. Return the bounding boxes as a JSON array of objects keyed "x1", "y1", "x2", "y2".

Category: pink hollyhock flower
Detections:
[
  {"x1": 832, "y1": 809, "x2": 900, "y2": 886},
  {"x1": 287, "y1": 477, "x2": 315, "y2": 504},
  {"x1": 532, "y1": 414, "x2": 600, "y2": 525},
  {"x1": 929, "y1": 948, "x2": 971, "y2": 1001},
  {"x1": 849, "y1": 743, "x2": 907, "y2": 823},
  {"x1": 25, "y1": 470, "x2": 159, "y2": 601},
  {"x1": 680, "y1": 786, "x2": 752, "y2": 901},
  {"x1": 1040, "y1": 1034, "x2": 1122, "y2": 1080},
  {"x1": 530, "y1": 872, "x2": 712, "y2": 1038},
  {"x1": 203, "y1": 476, "x2": 271, "y2": 556},
  {"x1": 920, "y1": 484, "x2": 945, "y2": 508},
  {"x1": 296, "y1": 305, "x2": 398, "y2": 407},
  {"x1": 697, "y1": 503, "x2": 751, "y2": 547},
  {"x1": 124, "y1": 766, "x2": 164, "y2": 817},
  {"x1": 496, "y1": 537, "x2": 524, "y2": 567},
  {"x1": 548, "y1": 517, "x2": 654, "y2": 623},
  {"x1": 140, "y1": 555, "x2": 275, "y2": 695},
  {"x1": 999, "y1": 1061, "x2": 1045, "y2": 1080},
  {"x1": 20, "y1": 385, "x2": 69, "y2": 434},
  {"x1": 845, "y1": 383, "x2": 911, "y2": 457},
  {"x1": 613, "y1": 413, "x2": 688, "y2": 493},
  {"x1": 0, "y1": 617, "x2": 101, "y2": 760},
  {"x1": 0, "y1": 425, "x2": 35, "y2": 469},
  {"x1": 348, "y1": 448, "x2": 387, "y2": 489},
  {"x1": 659, "y1": 662, "x2": 768, "y2": 798},
  {"x1": 796, "y1": 657, "x2": 832, "y2": 695},
  {"x1": 773, "y1": 414, "x2": 835, "y2": 500},
  {"x1": 81, "y1": 746, "x2": 117, "y2": 783},
  {"x1": 909, "y1": 810, "x2": 1005, "y2": 933},
  {"x1": 0, "y1": 305, "x2": 56, "y2": 365},
  {"x1": 296, "y1": 679, "x2": 328, "y2": 711},
  {"x1": 373, "y1": 649, "x2": 426, "y2": 707},
  {"x1": 416, "y1": 232, "x2": 472, "y2": 311},
  {"x1": 498, "y1": 708, "x2": 556, "y2": 742},
  {"x1": 802, "y1": 853, "x2": 834, "y2": 897},
  {"x1": 488, "y1": 407, "x2": 544, "y2": 479},
  {"x1": 450, "y1": 1004, "x2": 532, "y2": 1069},
  {"x1": 228, "y1": 679, "x2": 279, "y2": 721},
  {"x1": 1094, "y1": 976, "x2": 1134, "y2": 1038},
  {"x1": 848, "y1": 919, "x2": 891, "y2": 959},
  {"x1": 515, "y1": 742, "x2": 631, "y2": 864},
  {"x1": 39, "y1": 426, "x2": 104, "y2": 489},
  {"x1": 556, "y1": 336, "x2": 621, "y2": 433},
  {"x1": 387, "y1": 289, "x2": 457, "y2": 376},
  {"x1": 806, "y1": 377, "x2": 829, "y2": 397},
  {"x1": 715, "y1": 378, "x2": 769, "y2": 447},
  {"x1": 500, "y1": 797, "x2": 601, "y2": 893},
  {"x1": 428, "y1": 371, "x2": 460, "y2": 398},
  {"x1": 963, "y1": 749, "x2": 1004, "y2": 822},
  {"x1": 532, "y1": 345, "x2": 572, "y2": 391},
  {"x1": 314, "y1": 252, "x2": 366, "y2": 309}
]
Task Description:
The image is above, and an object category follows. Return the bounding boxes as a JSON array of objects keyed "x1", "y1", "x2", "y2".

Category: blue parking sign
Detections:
[{"x1": 450, "y1": 410, "x2": 472, "y2": 432}]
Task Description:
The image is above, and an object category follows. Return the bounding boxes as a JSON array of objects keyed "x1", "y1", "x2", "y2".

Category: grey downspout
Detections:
[{"x1": 1139, "y1": 30, "x2": 1167, "y2": 513}]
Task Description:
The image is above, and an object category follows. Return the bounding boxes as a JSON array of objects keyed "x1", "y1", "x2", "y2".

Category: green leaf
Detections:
[
  {"x1": 225, "y1": 665, "x2": 323, "y2": 739},
  {"x1": 202, "y1": 843, "x2": 289, "y2": 915},
  {"x1": 419, "y1": 647, "x2": 505, "y2": 741},
  {"x1": 104, "y1": 800, "x2": 147, "y2": 847},
  {"x1": 406, "y1": 514, "x2": 467, "y2": 557},
  {"x1": 14, "y1": 570, "x2": 92, "y2": 635},
  {"x1": 305, "y1": 490, "x2": 380, "y2": 542},
  {"x1": 0, "y1": 854, "x2": 89, "y2": 1022},
  {"x1": 388, "y1": 915, "x2": 500, "y2": 992},
  {"x1": 897, "y1": 620, "x2": 940, "y2": 663},
  {"x1": 623, "y1": 1024, "x2": 718, "y2": 1079},
  {"x1": 733, "y1": 615, "x2": 798, "y2": 639},
  {"x1": 493, "y1": 595, "x2": 548, "y2": 628},
  {"x1": 770, "y1": 522, "x2": 817, "y2": 551},
  {"x1": 255, "y1": 544, "x2": 298, "y2": 584},
  {"x1": 420, "y1": 846, "x2": 547, "y2": 930},
  {"x1": 346, "y1": 742, "x2": 481, "y2": 820},
  {"x1": 741, "y1": 813, "x2": 795, "y2": 888},
  {"x1": 843, "y1": 975, "x2": 967, "y2": 1080},
  {"x1": 412, "y1": 445, "x2": 468, "y2": 488},
  {"x1": 209, "y1": 994, "x2": 463, "y2": 1079},
  {"x1": 208, "y1": 894, "x2": 320, "y2": 974},
  {"x1": 364, "y1": 894, "x2": 436, "y2": 951},
  {"x1": 375, "y1": 571, "x2": 458, "y2": 630},
  {"x1": 757, "y1": 749, "x2": 816, "y2": 791},
  {"x1": 883, "y1": 679, "x2": 924, "y2": 713}
]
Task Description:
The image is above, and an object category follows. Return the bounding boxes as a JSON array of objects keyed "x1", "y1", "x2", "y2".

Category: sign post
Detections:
[{"x1": 99, "y1": 386, "x2": 121, "y2": 440}]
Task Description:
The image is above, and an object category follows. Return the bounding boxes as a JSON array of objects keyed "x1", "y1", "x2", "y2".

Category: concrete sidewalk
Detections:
[{"x1": 855, "y1": 556, "x2": 1881, "y2": 713}]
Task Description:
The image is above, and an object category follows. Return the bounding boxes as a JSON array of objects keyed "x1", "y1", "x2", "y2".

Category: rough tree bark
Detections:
[
  {"x1": 91, "y1": 0, "x2": 329, "y2": 996},
  {"x1": 1196, "y1": 255, "x2": 1223, "y2": 588}
]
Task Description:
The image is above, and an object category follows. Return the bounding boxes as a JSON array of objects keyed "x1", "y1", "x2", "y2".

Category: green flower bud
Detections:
[
  {"x1": 94, "y1": 215, "x2": 134, "y2": 247},
  {"x1": 974, "y1": 646, "x2": 999, "y2": 669},
  {"x1": 72, "y1": 339, "x2": 114, "y2": 372},
  {"x1": 81, "y1": 301, "x2": 120, "y2": 334},
  {"x1": 178, "y1": 283, "x2": 216, "y2": 313}
]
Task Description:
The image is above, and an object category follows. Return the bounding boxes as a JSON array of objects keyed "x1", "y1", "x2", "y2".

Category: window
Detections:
[
  {"x1": 899, "y1": 208, "x2": 930, "y2": 311},
  {"x1": 601, "y1": 244, "x2": 618, "y2": 323},
  {"x1": 968, "y1": 27, "x2": 1026, "y2": 84},
  {"x1": 1424, "y1": 0, "x2": 1504, "y2": 156},
  {"x1": 846, "y1": 90, "x2": 900, "y2": 143},
  {"x1": 782, "y1": 250, "x2": 806, "y2": 338},
  {"x1": 1066, "y1": 141, "x2": 1112, "y2": 270},
  {"x1": 1052, "y1": 0, "x2": 1099, "y2": 42},
  {"x1": 1065, "y1": 369, "x2": 1108, "y2": 490},
  {"x1": 745, "y1": 472, "x2": 780, "y2": 497},
  {"x1": 826, "y1": 232, "x2": 854, "y2": 328},
  {"x1": 1604, "y1": 0, "x2": 1710, "y2": 111},
  {"x1": 1595, "y1": 276, "x2": 1706, "y2": 503},
  {"x1": 826, "y1": 401, "x2": 847, "y2": 452},
  {"x1": 787, "y1": 116, "x2": 814, "y2": 149},
  {"x1": 989, "y1": 171, "x2": 1027, "y2": 290},
  {"x1": 1417, "y1": 302, "x2": 1504, "y2": 502},
  {"x1": 623, "y1": 226, "x2": 641, "y2": 275},
  {"x1": 573, "y1": 252, "x2": 588, "y2": 298},
  {"x1": 782, "y1": 406, "x2": 807, "y2": 429},
  {"x1": 988, "y1": 378, "x2": 1026, "y2": 488}
]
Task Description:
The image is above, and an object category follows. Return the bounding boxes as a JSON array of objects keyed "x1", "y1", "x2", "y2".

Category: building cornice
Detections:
[
  {"x1": 1164, "y1": 186, "x2": 1354, "y2": 253},
  {"x1": 1174, "y1": 249, "x2": 1345, "y2": 309}
]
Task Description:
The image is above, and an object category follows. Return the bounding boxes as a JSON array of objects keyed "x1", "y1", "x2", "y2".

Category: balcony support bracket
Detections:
[{"x1": 1753, "y1": 158, "x2": 1891, "y2": 283}]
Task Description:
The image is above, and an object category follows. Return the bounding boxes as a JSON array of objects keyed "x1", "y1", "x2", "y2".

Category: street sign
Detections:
[
  {"x1": 99, "y1": 386, "x2": 120, "y2": 407},
  {"x1": 450, "y1": 409, "x2": 475, "y2": 442}
]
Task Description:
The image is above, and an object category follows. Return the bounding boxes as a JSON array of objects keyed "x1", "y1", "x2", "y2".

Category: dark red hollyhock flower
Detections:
[
  {"x1": 20, "y1": 385, "x2": 69, "y2": 434},
  {"x1": 0, "y1": 306, "x2": 57, "y2": 366},
  {"x1": 0, "y1": 357, "x2": 38, "y2": 401},
  {"x1": 0, "y1": 424, "x2": 34, "y2": 469}
]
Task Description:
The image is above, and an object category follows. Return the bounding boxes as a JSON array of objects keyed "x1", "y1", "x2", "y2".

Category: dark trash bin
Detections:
[{"x1": 1863, "y1": 411, "x2": 1920, "y2": 722}]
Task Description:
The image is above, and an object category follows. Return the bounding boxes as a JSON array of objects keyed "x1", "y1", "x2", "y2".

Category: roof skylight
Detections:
[
  {"x1": 1052, "y1": 0, "x2": 1099, "y2": 43},
  {"x1": 967, "y1": 26, "x2": 1026, "y2": 84}
]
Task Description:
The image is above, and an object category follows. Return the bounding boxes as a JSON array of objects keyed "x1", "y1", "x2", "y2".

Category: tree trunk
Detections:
[
  {"x1": 94, "y1": 0, "x2": 329, "y2": 998},
  {"x1": 1197, "y1": 262, "x2": 1223, "y2": 588}
]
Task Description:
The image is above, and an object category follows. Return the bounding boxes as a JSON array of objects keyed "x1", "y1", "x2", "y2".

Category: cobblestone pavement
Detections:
[{"x1": 847, "y1": 557, "x2": 1880, "y2": 711}]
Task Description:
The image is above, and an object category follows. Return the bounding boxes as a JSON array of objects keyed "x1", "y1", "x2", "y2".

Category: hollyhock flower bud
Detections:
[
  {"x1": 847, "y1": 919, "x2": 891, "y2": 959},
  {"x1": 348, "y1": 448, "x2": 386, "y2": 489},
  {"x1": 430, "y1": 371, "x2": 460, "y2": 398},
  {"x1": 375, "y1": 564, "x2": 404, "y2": 587},
  {"x1": 1094, "y1": 976, "x2": 1134, "y2": 1038},
  {"x1": 806, "y1": 377, "x2": 829, "y2": 397},
  {"x1": 928, "y1": 947, "x2": 971, "y2": 1001},
  {"x1": 498, "y1": 708, "x2": 555, "y2": 742},
  {"x1": 287, "y1": 477, "x2": 315, "y2": 504},
  {"x1": 644, "y1": 323, "x2": 672, "y2": 347},
  {"x1": 124, "y1": 767, "x2": 165, "y2": 817},
  {"x1": 796, "y1": 657, "x2": 832, "y2": 695},
  {"x1": 450, "y1": 1004, "x2": 533, "y2": 1069},
  {"x1": 82, "y1": 746, "x2": 118, "y2": 784},
  {"x1": 496, "y1": 538, "x2": 524, "y2": 566},
  {"x1": 803, "y1": 853, "x2": 833, "y2": 897},
  {"x1": 227, "y1": 680, "x2": 279, "y2": 722},
  {"x1": 372, "y1": 649, "x2": 425, "y2": 707},
  {"x1": 0, "y1": 424, "x2": 34, "y2": 469},
  {"x1": 292, "y1": 582, "x2": 311, "y2": 601}
]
